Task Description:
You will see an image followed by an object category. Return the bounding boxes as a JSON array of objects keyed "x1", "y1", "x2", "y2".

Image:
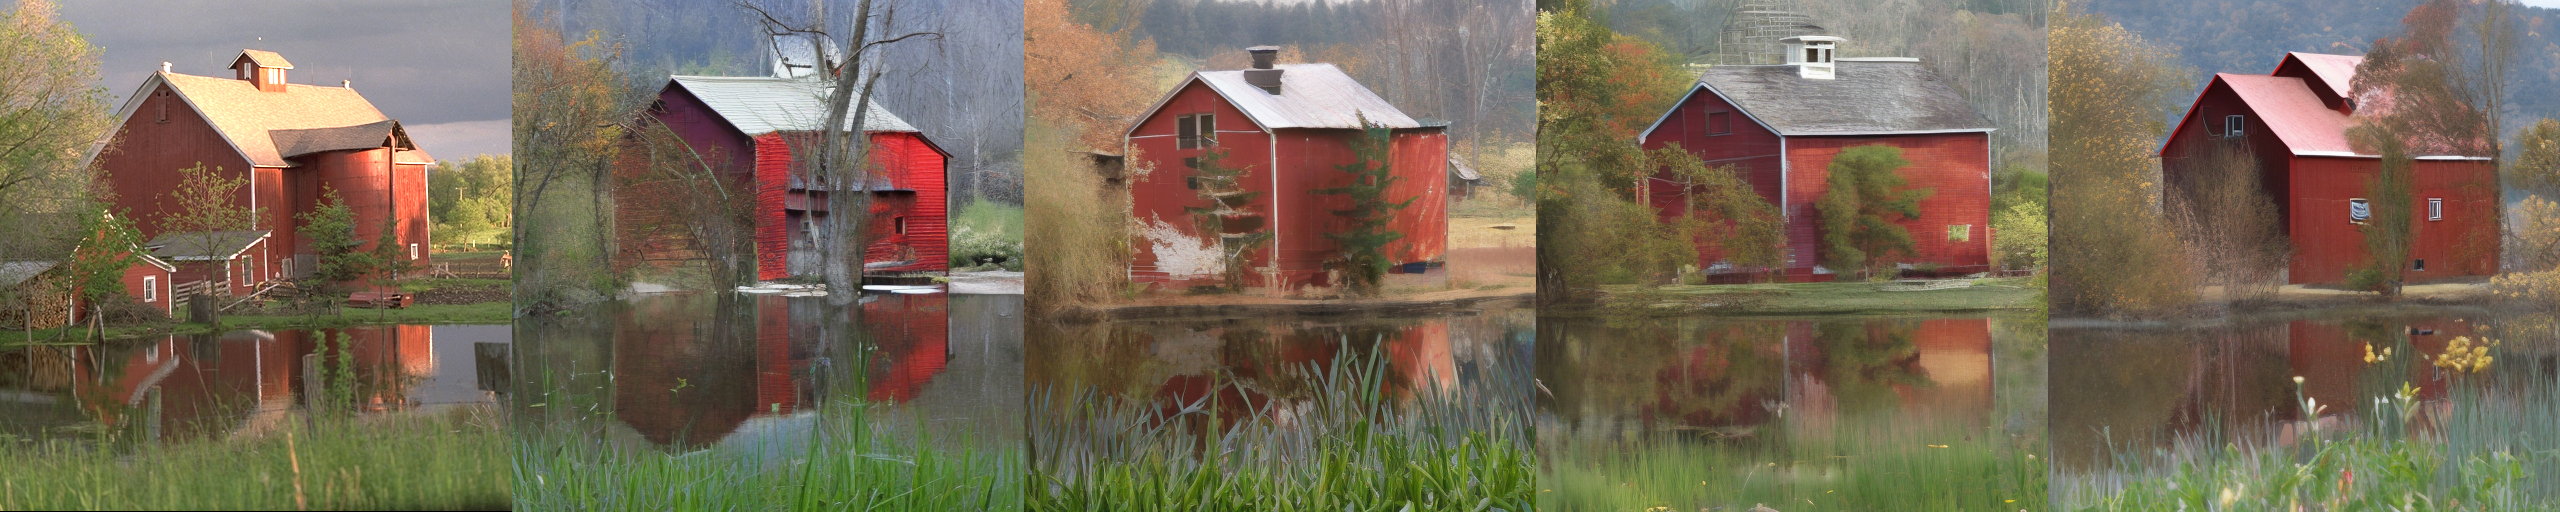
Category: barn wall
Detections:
[
  {"x1": 755, "y1": 133, "x2": 792, "y2": 281},
  {"x1": 865, "y1": 131, "x2": 948, "y2": 273},
  {"x1": 653, "y1": 85, "x2": 759, "y2": 180},
  {"x1": 394, "y1": 161, "x2": 432, "y2": 272},
  {"x1": 1782, "y1": 133, "x2": 1993, "y2": 275},
  {"x1": 2287, "y1": 157, "x2": 2502, "y2": 284},
  {"x1": 1384, "y1": 129, "x2": 1448, "y2": 267},
  {"x1": 118, "y1": 261, "x2": 173, "y2": 316},
  {"x1": 1269, "y1": 127, "x2": 1447, "y2": 290},
  {"x1": 97, "y1": 82, "x2": 258, "y2": 266},
  {"x1": 1127, "y1": 80, "x2": 1275, "y2": 288},
  {"x1": 2161, "y1": 79, "x2": 2299, "y2": 230},
  {"x1": 1642, "y1": 85, "x2": 1789, "y2": 217}
]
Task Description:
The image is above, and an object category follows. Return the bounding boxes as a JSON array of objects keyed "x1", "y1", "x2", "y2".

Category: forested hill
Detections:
[{"x1": 2085, "y1": 0, "x2": 2560, "y2": 139}]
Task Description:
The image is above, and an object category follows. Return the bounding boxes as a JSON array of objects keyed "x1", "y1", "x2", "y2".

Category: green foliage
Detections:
[
  {"x1": 1537, "y1": 2, "x2": 1719, "y2": 300},
  {"x1": 1993, "y1": 165, "x2": 2048, "y2": 213},
  {"x1": 1506, "y1": 166, "x2": 1538, "y2": 204},
  {"x1": 61, "y1": 207, "x2": 145, "y2": 306},
  {"x1": 1653, "y1": 145, "x2": 1786, "y2": 276},
  {"x1": 1313, "y1": 122, "x2": 1414, "y2": 297},
  {"x1": 1816, "y1": 145, "x2": 1931, "y2": 276},
  {"x1": 1182, "y1": 149, "x2": 1273, "y2": 292},
  {"x1": 429, "y1": 155, "x2": 513, "y2": 247},
  {"x1": 1993, "y1": 200, "x2": 2048, "y2": 270},
  {"x1": 0, "y1": 408, "x2": 508, "y2": 510},
  {"x1": 2049, "y1": 6, "x2": 2200, "y2": 317},
  {"x1": 298, "y1": 189, "x2": 375, "y2": 287},
  {"x1": 2511, "y1": 118, "x2": 2560, "y2": 200},
  {"x1": 2356, "y1": 127, "x2": 2418, "y2": 298},
  {"x1": 950, "y1": 199, "x2": 1024, "y2": 271}
]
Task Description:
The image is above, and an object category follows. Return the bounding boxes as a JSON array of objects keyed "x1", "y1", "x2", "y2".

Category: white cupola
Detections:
[{"x1": 1781, "y1": 35, "x2": 1844, "y2": 80}]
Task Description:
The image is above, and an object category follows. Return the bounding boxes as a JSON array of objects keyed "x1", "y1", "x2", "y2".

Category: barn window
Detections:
[
  {"x1": 894, "y1": 216, "x2": 908, "y2": 234},
  {"x1": 1948, "y1": 224, "x2": 1971, "y2": 242},
  {"x1": 2225, "y1": 115, "x2": 2247, "y2": 138},
  {"x1": 1186, "y1": 176, "x2": 1201, "y2": 190},
  {"x1": 144, "y1": 277, "x2": 158, "y2": 302},
  {"x1": 409, "y1": 243, "x2": 420, "y2": 260},
  {"x1": 2428, "y1": 198, "x2": 2443, "y2": 221},
  {"x1": 155, "y1": 91, "x2": 168, "y2": 123},
  {"x1": 2414, "y1": 259, "x2": 2427, "y2": 271},
  {"x1": 1176, "y1": 113, "x2": 1217, "y2": 149},
  {"x1": 2349, "y1": 198, "x2": 2371, "y2": 224},
  {"x1": 1707, "y1": 111, "x2": 1732, "y2": 136}
]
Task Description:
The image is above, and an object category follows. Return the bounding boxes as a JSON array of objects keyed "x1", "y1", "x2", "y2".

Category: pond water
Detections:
[
  {"x1": 1026, "y1": 308, "x2": 1535, "y2": 426},
  {"x1": 1535, "y1": 314, "x2": 2048, "y2": 510},
  {"x1": 2050, "y1": 311, "x2": 2560, "y2": 471},
  {"x1": 511, "y1": 291, "x2": 1021, "y2": 451},
  {"x1": 0, "y1": 324, "x2": 509, "y2": 446}
]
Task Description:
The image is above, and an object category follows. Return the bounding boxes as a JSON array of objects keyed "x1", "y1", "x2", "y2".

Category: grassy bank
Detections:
[
  {"x1": 512, "y1": 409, "x2": 1022, "y2": 511},
  {"x1": 1029, "y1": 350, "x2": 1537, "y2": 511},
  {"x1": 0, "y1": 407, "x2": 509, "y2": 510},
  {"x1": 2060, "y1": 376, "x2": 2560, "y2": 510},
  {"x1": 1584, "y1": 277, "x2": 2042, "y2": 316},
  {"x1": 1542, "y1": 418, "x2": 2047, "y2": 511}
]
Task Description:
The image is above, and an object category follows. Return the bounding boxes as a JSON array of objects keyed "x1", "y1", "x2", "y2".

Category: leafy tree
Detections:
[
  {"x1": 0, "y1": 0, "x2": 114, "y2": 255},
  {"x1": 158, "y1": 163, "x2": 261, "y2": 326},
  {"x1": 1506, "y1": 167, "x2": 1537, "y2": 205},
  {"x1": 1651, "y1": 145, "x2": 1784, "y2": 280},
  {"x1": 2344, "y1": 0, "x2": 2504, "y2": 298},
  {"x1": 2350, "y1": 128, "x2": 2418, "y2": 297},
  {"x1": 1536, "y1": 0, "x2": 1696, "y2": 301},
  {"x1": 2049, "y1": 5, "x2": 2198, "y2": 317},
  {"x1": 515, "y1": 6, "x2": 636, "y2": 308},
  {"x1": 57, "y1": 206, "x2": 145, "y2": 340},
  {"x1": 1184, "y1": 149, "x2": 1272, "y2": 293},
  {"x1": 2513, "y1": 118, "x2": 2560, "y2": 201},
  {"x1": 1815, "y1": 145, "x2": 1931, "y2": 278},
  {"x1": 1314, "y1": 123, "x2": 1413, "y2": 297},
  {"x1": 1992, "y1": 200, "x2": 2047, "y2": 271},
  {"x1": 298, "y1": 188, "x2": 371, "y2": 286}
]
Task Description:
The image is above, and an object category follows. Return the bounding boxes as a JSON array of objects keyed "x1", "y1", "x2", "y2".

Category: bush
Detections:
[
  {"x1": 2492, "y1": 270, "x2": 2560, "y2": 311},
  {"x1": 2345, "y1": 265, "x2": 2393, "y2": 294},
  {"x1": 950, "y1": 224, "x2": 1024, "y2": 271}
]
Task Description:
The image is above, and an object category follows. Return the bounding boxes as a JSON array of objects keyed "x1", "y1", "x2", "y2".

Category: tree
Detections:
[
  {"x1": 0, "y1": 0, "x2": 114, "y2": 260},
  {"x1": 2049, "y1": 5, "x2": 2198, "y2": 317},
  {"x1": 2513, "y1": 118, "x2": 2560, "y2": 201},
  {"x1": 1992, "y1": 200, "x2": 2046, "y2": 271},
  {"x1": 1183, "y1": 149, "x2": 1270, "y2": 293},
  {"x1": 158, "y1": 163, "x2": 260, "y2": 326},
  {"x1": 1536, "y1": 0, "x2": 1695, "y2": 302},
  {"x1": 515, "y1": 5, "x2": 636, "y2": 309},
  {"x1": 57, "y1": 207, "x2": 145, "y2": 340},
  {"x1": 1652, "y1": 145, "x2": 1784, "y2": 280},
  {"x1": 299, "y1": 188, "x2": 368, "y2": 285},
  {"x1": 1313, "y1": 122, "x2": 1413, "y2": 298},
  {"x1": 2163, "y1": 142, "x2": 2288, "y2": 302},
  {"x1": 1026, "y1": 0, "x2": 1158, "y2": 311},
  {"x1": 1815, "y1": 145, "x2": 1931, "y2": 278},
  {"x1": 2344, "y1": 0, "x2": 2505, "y2": 298}
]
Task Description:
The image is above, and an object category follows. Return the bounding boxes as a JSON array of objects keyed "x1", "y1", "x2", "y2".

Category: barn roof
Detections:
[
  {"x1": 665, "y1": 75, "x2": 918, "y2": 136},
  {"x1": 2213, "y1": 73, "x2": 2357, "y2": 155},
  {"x1": 1448, "y1": 158, "x2": 1481, "y2": 181},
  {"x1": 2279, "y1": 52, "x2": 2360, "y2": 99},
  {"x1": 1679, "y1": 61, "x2": 1994, "y2": 136},
  {"x1": 271, "y1": 119, "x2": 413, "y2": 158},
  {"x1": 121, "y1": 72, "x2": 404, "y2": 167},
  {"x1": 145, "y1": 230, "x2": 270, "y2": 262},
  {"x1": 0, "y1": 261, "x2": 58, "y2": 288},
  {"x1": 1167, "y1": 63, "x2": 1422, "y2": 130}
]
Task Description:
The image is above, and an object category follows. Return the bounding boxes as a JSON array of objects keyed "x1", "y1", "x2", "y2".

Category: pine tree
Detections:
[
  {"x1": 1816, "y1": 145, "x2": 1932, "y2": 278},
  {"x1": 1184, "y1": 149, "x2": 1271, "y2": 292},
  {"x1": 1313, "y1": 120, "x2": 1414, "y2": 297}
]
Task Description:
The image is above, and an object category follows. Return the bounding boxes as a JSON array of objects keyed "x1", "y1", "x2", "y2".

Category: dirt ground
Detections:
[{"x1": 950, "y1": 270, "x2": 1024, "y2": 295}]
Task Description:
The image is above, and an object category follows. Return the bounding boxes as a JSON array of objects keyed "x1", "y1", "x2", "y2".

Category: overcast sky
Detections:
[{"x1": 60, "y1": 0, "x2": 511, "y2": 160}]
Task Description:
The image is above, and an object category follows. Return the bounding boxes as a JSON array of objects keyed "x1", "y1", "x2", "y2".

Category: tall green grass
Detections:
[
  {"x1": 1028, "y1": 343, "x2": 1538, "y2": 511},
  {"x1": 1541, "y1": 415, "x2": 2047, "y2": 511},
  {"x1": 951, "y1": 199, "x2": 1025, "y2": 270}
]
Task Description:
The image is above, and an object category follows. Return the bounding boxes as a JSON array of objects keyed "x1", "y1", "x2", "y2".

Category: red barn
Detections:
[
  {"x1": 88, "y1": 50, "x2": 435, "y2": 291},
  {"x1": 1124, "y1": 47, "x2": 1450, "y2": 293},
  {"x1": 1641, "y1": 37, "x2": 1996, "y2": 281},
  {"x1": 2160, "y1": 52, "x2": 2501, "y2": 285},
  {"x1": 620, "y1": 74, "x2": 949, "y2": 282}
]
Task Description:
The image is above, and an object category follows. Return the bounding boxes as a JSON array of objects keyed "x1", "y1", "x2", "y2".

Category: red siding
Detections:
[
  {"x1": 755, "y1": 133, "x2": 792, "y2": 281},
  {"x1": 2285, "y1": 156, "x2": 2500, "y2": 284},
  {"x1": 1783, "y1": 134, "x2": 1994, "y2": 275},
  {"x1": 1126, "y1": 79, "x2": 1449, "y2": 291},
  {"x1": 1641, "y1": 86, "x2": 1789, "y2": 269},
  {"x1": 2161, "y1": 79, "x2": 2299, "y2": 228},
  {"x1": 118, "y1": 261, "x2": 173, "y2": 316},
  {"x1": 863, "y1": 132, "x2": 948, "y2": 273}
]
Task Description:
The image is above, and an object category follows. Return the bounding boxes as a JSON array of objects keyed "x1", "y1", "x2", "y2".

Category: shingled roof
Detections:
[
  {"x1": 235, "y1": 49, "x2": 294, "y2": 69},
  {"x1": 1164, "y1": 64, "x2": 1421, "y2": 130},
  {"x1": 1679, "y1": 61, "x2": 1994, "y2": 136},
  {"x1": 666, "y1": 75, "x2": 918, "y2": 136},
  {"x1": 129, "y1": 72, "x2": 399, "y2": 167}
]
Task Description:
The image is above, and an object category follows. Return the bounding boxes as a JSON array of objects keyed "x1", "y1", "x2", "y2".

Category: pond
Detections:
[
  {"x1": 1536, "y1": 314, "x2": 2048, "y2": 511},
  {"x1": 2050, "y1": 311, "x2": 2560, "y2": 508},
  {"x1": 0, "y1": 324, "x2": 509, "y2": 447},
  {"x1": 1025, "y1": 308, "x2": 1539, "y2": 509}
]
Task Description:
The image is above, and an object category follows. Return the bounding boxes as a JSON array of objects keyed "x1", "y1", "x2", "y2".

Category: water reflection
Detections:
[
  {"x1": 514, "y1": 291, "x2": 1017, "y2": 450},
  {"x1": 1026, "y1": 309, "x2": 1534, "y2": 431},
  {"x1": 0, "y1": 325, "x2": 506, "y2": 446},
  {"x1": 1538, "y1": 317, "x2": 2024, "y2": 440},
  {"x1": 2051, "y1": 314, "x2": 2560, "y2": 471}
]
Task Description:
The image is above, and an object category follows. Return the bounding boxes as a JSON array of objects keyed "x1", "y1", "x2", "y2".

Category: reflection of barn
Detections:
[
  {"x1": 1124, "y1": 47, "x2": 1450, "y2": 293},
  {"x1": 1542, "y1": 318, "x2": 1996, "y2": 435},
  {"x1": 90, "y1": 50, "x2": 435, "y2": 292},
  {"x1": 0, "y1": 326, "x2": 441, "y2": 443},
  {"x1": 611, "y1": 293, "x2": 951, "y2": 447},
  {"x1": 617, "y1": 37, "x2": 948, "y2": 282},
  {"x1": 2160, "y1": 52, "x2": 2501, "y2": 284}
]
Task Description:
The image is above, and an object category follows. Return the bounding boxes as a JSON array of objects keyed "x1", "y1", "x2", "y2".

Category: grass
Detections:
[
  {"x1": 2058, "y1": 329, "x2": 2560, "y2": 511},
  {"x1": 1029, "y1": 344, "x2": 1537, "y2": 511},
  {"x1": 952, "y1": 199, "x2": 1026, "y2": 271},
  {"x1": 399, "y1": 277, "x2": 513, "y2": 293},
  {"x1": 1589, "y1": 277, "x2": 2043, "y2": 316},
  {"x1": 0, "y1": 408, "x2": 509, "y2": 510},
  {"x1": 1541, "y1": 418, "x2": 2048, "y2": 511}
]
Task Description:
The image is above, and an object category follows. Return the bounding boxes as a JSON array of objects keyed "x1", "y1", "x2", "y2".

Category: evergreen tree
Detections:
[
  {"x1": 1184, "y1": 149, "x2": 1270, "y2": 292},
  {"x1": 1815, "y1": 145, "x2": 1932, "y2": 278},
  {"x1": 1313, "y1": 121, "x2": 1413, "y2": 297}
]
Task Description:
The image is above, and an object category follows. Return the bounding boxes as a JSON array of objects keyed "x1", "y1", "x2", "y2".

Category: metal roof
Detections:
[
  {"x1": 2214, "y1": 73, "x2": 2357, "y2": 156},
  {"x1": 146, "y1": 230, "x2": 271, "y2": 261},
  {"x1": 1688, "y1": 61, "x2": 1994, "y2": 136},
  {"x1": 1448, "y1": 158, "x2": 1481, "y2": 181},
  {"x1": 2281, "y1": 52, "x2": 2361, "y2": 100},
  {"x1": 1186, "y1": 64, "x2": 1421, "y2": 130},
  {"x1": 666, "y1": 75, "x2": 918, "y2": 136}
]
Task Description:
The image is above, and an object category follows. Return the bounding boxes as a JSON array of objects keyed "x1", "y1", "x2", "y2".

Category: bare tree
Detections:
[{"x1": 2164, "y1": 142, "x2": 2288, "y2": 304}]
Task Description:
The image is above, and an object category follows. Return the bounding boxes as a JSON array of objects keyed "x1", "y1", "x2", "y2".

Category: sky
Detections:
[
  {"x1": 2526, "y1": 0, "x2": 2560, "y2": 8},
  {"x1": 60, "y1": 0, "x2": 512, "y2": 160}
]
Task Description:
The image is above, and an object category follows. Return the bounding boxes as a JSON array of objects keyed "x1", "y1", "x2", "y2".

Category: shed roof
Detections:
[
  {"x1": 272, "y1": 119, "x2": 412, "y2": 158},
  {"x1": 0, "y1": 261, "x2": 58, "y2": 288},
  {"x1": 2213, "y1": 73, "x2": 2357, "y2": 155},
  {"x1": 145, "y1": 230, "x2": 271, "y2": 261},
  {"x1": 1175, "y1": 64, "x2": 1421, "y2": 130},
  {"x1": 130, "y1": 72, "x2": 401, "y2": 167},
  {"x1": 1448, "y1": 158, "x2": 1481, "y2": 181},
  {"x1": 666, "y1": 75, "x2": 918, "y2": 136},
  {"x1": 1678, "y1": 61, "x2": 1994, "y2": 136}
]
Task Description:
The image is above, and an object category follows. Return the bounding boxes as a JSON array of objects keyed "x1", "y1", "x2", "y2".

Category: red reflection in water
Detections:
[
  {"x1": 6, "y1": 326, "x2": 440, "y2": 442},
  {"x1": 608, "y1": 293, "x2": 951, "y2": 447}
]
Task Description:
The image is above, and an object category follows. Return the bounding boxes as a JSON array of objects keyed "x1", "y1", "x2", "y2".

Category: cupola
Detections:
[
  {"x1": 230, "y1": 49, "x2": 293, "y2": 92},
  {"x1": 1780, "y1": 35, "x2": 1843, "y2": 80}
]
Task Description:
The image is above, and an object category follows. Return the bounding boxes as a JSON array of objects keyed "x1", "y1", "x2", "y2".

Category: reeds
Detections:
[
  {"x1": 1027, "y1": 340, "x2": 1537, "y2": 511},
  {"x1": 0, "y1": 406, "x2": 509, "y2": 510}
]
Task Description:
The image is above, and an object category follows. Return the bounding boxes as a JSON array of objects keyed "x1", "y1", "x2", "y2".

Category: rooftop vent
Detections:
[
  {"x1": 1781, "y1": 35, "x2": 1843, "y2": 80},
  {"x1": 769, "y1": 33, "x2": 842, "y2": 79},
  {"x1": 1243, "y1": 46, "x2": 1282, "y2": 94}
]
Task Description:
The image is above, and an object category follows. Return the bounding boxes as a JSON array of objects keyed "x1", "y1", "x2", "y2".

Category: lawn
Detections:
[
  {"x1": 1542, "y1": 418, "x2": 2047, "y2": 511},
  {"x1": 1594, "y1": 277, "x2": 2043, "y2": 316},
  {"x1": 0, "y1": 407, "x2": 509, "y2": 510}
]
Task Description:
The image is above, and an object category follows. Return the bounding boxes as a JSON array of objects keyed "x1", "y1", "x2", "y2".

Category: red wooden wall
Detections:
[
  {"x1": 754, "y1": 134, "x2": 793, "y2": 281},
  {"x1": 1783, "y1": 133, "x2": 1994, "y2": 275},
  {"x1": 2160, "y1": 77, "x2": 2302, "y2": 228},
  {"x1": 2285, "y1": 157, "x2": 2501, "y2": 284},
  {"x1": 1127, "y1": 80, "x2": 1274, "y2": 287},
  {"x1": 863, "y1": 132, "x2": 948, "y2": 273}
]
